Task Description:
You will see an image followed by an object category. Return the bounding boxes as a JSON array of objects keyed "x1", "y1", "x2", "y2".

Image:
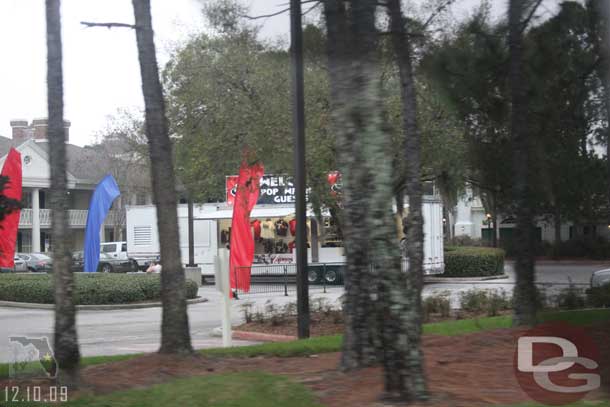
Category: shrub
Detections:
[
  {"x1": 587, "y1": 283, "x2": 610, "y2": 308},
  {"x1": 0, "y1": 273, "x2": 198, "y2": 305},
  {"x1": 459, "y1": 288, "x2": 511, "y2": 316},
  {"x1": 552, "y1": 281, "x2": 586, "y2": 310},
  {"x1": 550, "y1": 237, "x2": 610, "y2": 260},
  {"x1": 443, "y1": 247, "x2": 505, "y2": 277},
  {"x1": 423, "y1": 291, "x2": 451, "y2": 322},
  {"x1": 446, "y1": 236, "x2": 486, "y2": 247},
  {"x1": 240, "y1": 302, "x2": 255, "y2": 323}
]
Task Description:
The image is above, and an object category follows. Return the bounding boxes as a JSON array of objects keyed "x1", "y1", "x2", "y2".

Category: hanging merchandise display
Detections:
[
  {"x1": 251, "y1": 219, "x2": 261, "y2": 240},
  {"x1": 275, "y1": 218, "x2": 289, "y2": 237}
]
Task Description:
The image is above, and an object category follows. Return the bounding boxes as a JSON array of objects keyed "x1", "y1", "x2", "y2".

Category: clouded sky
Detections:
[{"x1": 0, "y1": 0, "x2": 558, "y2": 146}]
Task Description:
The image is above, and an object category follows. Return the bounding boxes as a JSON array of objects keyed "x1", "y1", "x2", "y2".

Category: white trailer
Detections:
[
  {"x1": 126, "y1": 197, "x2": 444, "y2": 276},
  {"x1": 126, "y1": 205, "x2": 218, "y2": 274}
]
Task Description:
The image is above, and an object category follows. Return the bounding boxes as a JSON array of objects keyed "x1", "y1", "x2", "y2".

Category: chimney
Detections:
[
  {"x1": 64, "y1": 120, "x2": 71, "y2": 142},
  {"x1": 32, "y1": 118, "x2": 48, "y2": 140},
  {"x1": 10, "y1": 119, "x2": 29, "y2": 142},
  {"x1": 9, "y1": 118, "x2": 70, "y2": 143}
]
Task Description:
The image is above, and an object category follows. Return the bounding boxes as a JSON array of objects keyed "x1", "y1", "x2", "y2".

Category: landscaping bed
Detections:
[{"x1": 0, "y1": 273, "x2": 199, "y2": 305}]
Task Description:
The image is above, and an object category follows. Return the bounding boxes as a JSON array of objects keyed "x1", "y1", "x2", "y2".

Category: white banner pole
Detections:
[{"x1": 215, "y1": 249, "x2": 232, "y2": 347}]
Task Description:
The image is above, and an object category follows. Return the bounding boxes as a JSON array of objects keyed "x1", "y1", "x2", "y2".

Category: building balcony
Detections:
[{"x1": 19, "y1": 209, "x2": 121, "y2": 228}]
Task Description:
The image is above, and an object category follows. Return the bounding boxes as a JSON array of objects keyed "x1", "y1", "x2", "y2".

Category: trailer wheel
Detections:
[
  {"x1": 324, "y1": 269, "x2": 339, "y2": 284},
  {"x1": 308, "y1": 269, "x2": 319, "y2": 283}
]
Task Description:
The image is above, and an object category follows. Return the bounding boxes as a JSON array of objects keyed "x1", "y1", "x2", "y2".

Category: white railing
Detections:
[
  {"x1": 18, "y1": 209, "x2": 121, "y2": 227},
  {"x1": 40, "y1": 209, "x2": 51, "y2": 226},
  {"x1": 19, "y1": 209, "x2": 32, "y2": 226}
]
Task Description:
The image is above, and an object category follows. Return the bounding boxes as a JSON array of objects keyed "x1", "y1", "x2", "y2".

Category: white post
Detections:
[
  {"x1": 31, "y1": 188, "x2": 41, "y2": 252},
  {"x1": 454, "y1": 188, "x2": 474, "y2": 237},
  {"x1": 215, "y1": 249, "x2": 232, "y2": 347}
]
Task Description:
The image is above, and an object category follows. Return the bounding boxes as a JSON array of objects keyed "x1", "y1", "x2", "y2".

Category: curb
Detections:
[
  {"x1": 232, "y1": 330, "x2": 297, "y2": 342},
  {"x1": 424, "y1": 274, "x2": 510, "y2": 284},
  {"x1": 0, "y1": 297, "x2": 208, "y2": 311},
  {"x1": 507, "y1": 259, "x2": 610, "y2": 265}
]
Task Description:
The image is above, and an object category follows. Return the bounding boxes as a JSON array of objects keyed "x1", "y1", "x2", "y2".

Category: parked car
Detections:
[
  {"x1": 13, "y1": 256, "x2": 27, "y2": 272},
  {"x1": 97, "y1": 253, "x2": 138, "y2": 273},
  {"x1": 71, "y1": 251, "x2": 85, "y2": 273},
  {"x1": 100, "y1": 241, "x2": 128, "y2": 261},
  {"x1": 16, "y1": 253, "x2": 53, "y2": 272},
  {"x1": 0, "y1": 256, "x2": 28, "y2": 273},
  {"x1": 591, "y1": 268, "x2": 610, "y2": 288},
  {"x1": 70, "y1": 251, "x2": 137, "y2": 273}
]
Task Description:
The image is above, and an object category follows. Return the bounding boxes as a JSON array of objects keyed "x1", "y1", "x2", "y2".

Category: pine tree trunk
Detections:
[
  {"x1": 132, "y1": 0, "x2": 192, "y2": 354},
  {"x1": 46, "y1": 0, "x2": 80, "y2": 386},
  {"x1": 509, "y1": 0, "x2": 538, "y2": 327},
  {"x1": 385, "y1": 0, "x2": 428, "y2": 400},
  {"x1": 323, "y1": 0, "x2": 379, "y2": 369}
]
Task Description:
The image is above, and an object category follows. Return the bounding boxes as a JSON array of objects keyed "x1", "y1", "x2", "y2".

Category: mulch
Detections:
[{"x1": 2, "y1": 324, "x2": 608, "y2": 406}]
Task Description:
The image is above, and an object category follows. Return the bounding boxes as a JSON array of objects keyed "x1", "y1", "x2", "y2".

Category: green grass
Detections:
[
  {"x1": 202, "y1": 335, "x2": 343, "y2": 358},
  {"x1": 0, "y1": 372, "x2": 323, "y2": 407},
  {"x1": 500, "y1": 402, "x2": 609, "y2": 407},
  {"x1": 1, "y1": 308, "x2": 607, "y2": 381},
  {"x1": 66, "y1": 372, "x2": 323, "y2": 407},
  {"x1": 422, "y1": 308, "x2": 610, "y2": 336}
]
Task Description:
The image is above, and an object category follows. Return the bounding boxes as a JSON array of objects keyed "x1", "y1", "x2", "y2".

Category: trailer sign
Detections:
[{"x1": 226, "y1": 175, "x2": 299, "y2": 205}]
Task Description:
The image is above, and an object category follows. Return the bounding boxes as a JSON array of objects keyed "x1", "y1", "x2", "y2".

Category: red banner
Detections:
[
  {"x1": 0, "y1": 149, "x2": 22, "y2": 268},
  {"x1": 229, "y1": 161, "x2": 264, "y2": 296}
]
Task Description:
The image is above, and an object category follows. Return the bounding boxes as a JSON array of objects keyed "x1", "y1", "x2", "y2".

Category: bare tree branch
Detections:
[
  {"x1": 241, "y1": 0, "x2": 320, "y2": 20},
  {"x1": 80, "y1": 21, "x2": 136, "y2": 29},
  {"x1": 520, "y1": 0, "x2": 544, "y2": 33},
  {"x1": 422, "y1": 0, "x2": 458, "y2": 30},
  {"x1": 240, "y1": 8, "x2": 289, "y2": 20}
]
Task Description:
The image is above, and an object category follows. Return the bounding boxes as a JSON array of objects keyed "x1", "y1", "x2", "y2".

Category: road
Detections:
[{"x1": 0, "y1": 262, "x2": 605, "y2": 362}]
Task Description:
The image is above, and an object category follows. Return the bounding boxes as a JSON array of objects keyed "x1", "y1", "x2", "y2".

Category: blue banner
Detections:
[{"x1": 84, "y1": 174, "x2": 121, "y2": 272}]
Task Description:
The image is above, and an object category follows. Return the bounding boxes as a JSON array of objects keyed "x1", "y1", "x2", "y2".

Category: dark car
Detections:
[
  {"x1": 16, "y1": 253, "x2": 53, "y2": 272},
  {"x1": 71, "y1": 251, "x2": 137, "y2": 273},
  {"x1": 97, "y1": 253, "x2": 138, "y2": 273},
  {"x1": 71, "y1": 251, "x2": 85, "y2": 273}
]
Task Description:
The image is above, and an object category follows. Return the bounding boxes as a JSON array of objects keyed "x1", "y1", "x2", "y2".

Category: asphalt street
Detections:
[{"x1": 0, "y1": 262, "x2": 606, "y2": 362}]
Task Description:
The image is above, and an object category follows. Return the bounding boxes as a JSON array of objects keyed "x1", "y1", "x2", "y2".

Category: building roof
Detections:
[
  {"x1": 0, "y1": 136, "x2": 110, "y2": 186},
  {"x1": 0, "y1": 135, "x2": 18, "y2": 153}
]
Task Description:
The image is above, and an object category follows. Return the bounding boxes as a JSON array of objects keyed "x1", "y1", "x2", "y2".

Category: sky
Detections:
[{"x1": 0, "y1": 0, "x2": 559, "y2": 147}]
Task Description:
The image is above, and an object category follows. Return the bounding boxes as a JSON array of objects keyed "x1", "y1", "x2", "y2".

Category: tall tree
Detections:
[
  {"x1": 46, "y1": 0, "x2": 80, "y2": 385},
  {"x1": 132, "y1": 0, "x2": 192, "y2": 354},
  {"x1": 323, "y1": 0, "x2": 379, "y2": 369},
  {"x1": 384, "y1": 0, "x2": 428, "y2": 400},
  {"x1": 509, "y1": 0, "x2": 537, "y2": 326}
]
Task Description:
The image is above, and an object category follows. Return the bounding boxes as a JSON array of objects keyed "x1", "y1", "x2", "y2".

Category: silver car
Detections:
[
  {"x1": 591, "y1": 268, "x2": 610, "y2": 288},
  {"x1": 0, "y1": 256, "x2": 27, "y2": 273},
  {"x1": 16, "y1": 253, "x2": 53, "y2": 272},
  {"x1": 13, "y1": 256, "x2": 27, "y2": 272}
]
